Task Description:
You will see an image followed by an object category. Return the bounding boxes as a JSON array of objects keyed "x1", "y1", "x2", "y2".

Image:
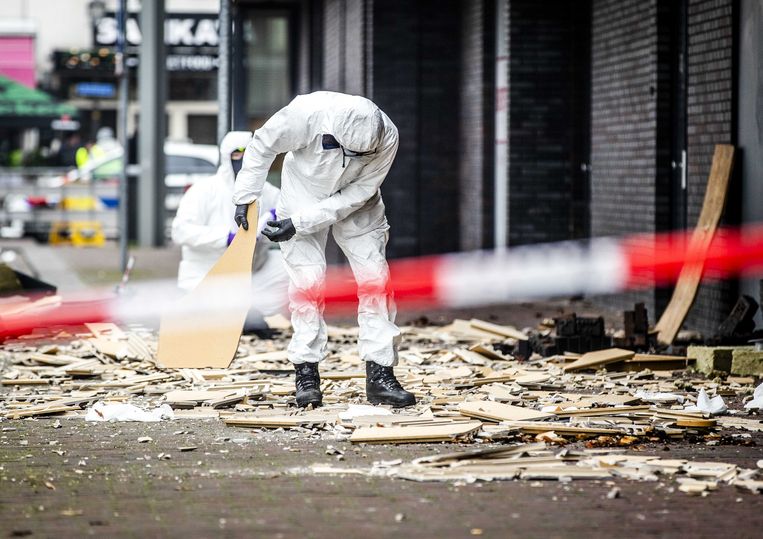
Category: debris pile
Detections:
[
  {"x1": 375, "y1": 444, "x2": 763, "y2": 496},
  {"x1": 1, "y1": 317, "x2": 762, "y2": 494}
]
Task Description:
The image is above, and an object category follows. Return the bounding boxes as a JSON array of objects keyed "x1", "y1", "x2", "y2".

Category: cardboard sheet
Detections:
[{"x1": 157, "y1": 203, "x2": 259, "y2": 368}]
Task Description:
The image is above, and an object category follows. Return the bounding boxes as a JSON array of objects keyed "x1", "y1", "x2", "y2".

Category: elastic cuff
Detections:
[
  {"x1": 288, "y1": 356, "x2": 324, "y2": 365},
  {"x1": 363, "y1": 352, "x2": 397, "y2": 368},
  {"x1": 232, "y1": 194, "x2": 258, "y2": 206},
  {"x1": 290, "y1": 213, "x2": 304, "y2": 234}
]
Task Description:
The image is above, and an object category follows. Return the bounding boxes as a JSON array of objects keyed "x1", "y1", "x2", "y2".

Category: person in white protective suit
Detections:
[
  {"x1": 172, "y1": 131, "x2": 289, "y2": 326},
  {"x1": 233, "y1": 91, "x2": 416, "y2": 408}
]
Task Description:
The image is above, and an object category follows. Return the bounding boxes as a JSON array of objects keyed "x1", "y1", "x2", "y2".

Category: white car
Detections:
[{"x1": 74, "y1": 141, "x2": 219, "y2": 211}]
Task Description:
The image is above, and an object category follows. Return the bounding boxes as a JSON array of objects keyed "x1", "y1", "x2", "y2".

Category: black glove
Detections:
[
  {"x1": 234, "y1": 204, "x2": 250, "y2": 230},
  {"x1": 262, "y1": 218, "x2": 296, "y2": 242}
]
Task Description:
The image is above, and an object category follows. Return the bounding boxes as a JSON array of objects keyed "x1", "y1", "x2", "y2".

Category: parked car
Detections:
[{"x1": 73, "y1": 141, "x2": 219, "y2": 210}]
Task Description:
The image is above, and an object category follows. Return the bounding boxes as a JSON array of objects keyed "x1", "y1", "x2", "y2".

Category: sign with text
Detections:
[{"x1": 95, "y1": 13, "x2": 219, "y2": 47}]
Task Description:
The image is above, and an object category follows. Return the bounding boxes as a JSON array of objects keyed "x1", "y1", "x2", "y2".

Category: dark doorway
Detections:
[
  {"x1": 658, "y1": 0, "x2": 689, "y2": 232},
  {"x1": 669, "y1": 0, "x2": 689, "y2": 232}
]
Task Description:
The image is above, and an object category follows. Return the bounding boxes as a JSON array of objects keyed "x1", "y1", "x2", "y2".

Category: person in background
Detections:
[
  {"x1": 76, "y1": 127, "x2": 122, "y2": 175},
  {"x1": 57, "y1": 133, "x2": 81, "y2": 167},
  {"x1": 171, "y1": 131, "x2": 288, "y2": 324},
  {"x1": 75, "y1": 139, "x2": 94, "y2": 169}
]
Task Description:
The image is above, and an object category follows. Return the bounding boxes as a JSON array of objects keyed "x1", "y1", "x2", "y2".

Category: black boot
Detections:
[
  {"x1": 294, "y1": 362, "x2": 322, "y2": 408},
  {"x1": 366, "y1": 361, "x2": 416, "y2": 408}
]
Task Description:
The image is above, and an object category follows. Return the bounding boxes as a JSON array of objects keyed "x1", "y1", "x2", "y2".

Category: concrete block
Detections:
[
  {"x1": 731, "y1": 347, "x2": 763, "y2": 376},
  {"x1": 686, "y1": 346, "x2": 734, "y2": 375}
]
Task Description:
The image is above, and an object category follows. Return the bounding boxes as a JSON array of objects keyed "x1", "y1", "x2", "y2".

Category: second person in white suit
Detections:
[{"x1": 172, "y1": 131, "x2": 288, "y2": 323}]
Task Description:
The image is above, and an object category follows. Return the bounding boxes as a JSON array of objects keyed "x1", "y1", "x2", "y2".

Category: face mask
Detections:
[
  {"x1": 230, "y1": 147, "x2": 245, "y2": 178},
  {"x1": 231, "y1": 157, "x2": 243, "y2": 178}
]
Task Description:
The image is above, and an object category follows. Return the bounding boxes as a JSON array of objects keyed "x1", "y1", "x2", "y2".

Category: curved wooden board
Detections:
[
  {"x1": 655, "y1": 145, "x2": 735, "y2": 344},
  {"x1": 158, "y1": 203, "x2": 259, "y2": 368}
]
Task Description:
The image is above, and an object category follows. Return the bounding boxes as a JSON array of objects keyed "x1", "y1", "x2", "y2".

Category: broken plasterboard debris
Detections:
[
  {"x1": 686, "y1": 389, "x2": 727, "y2": 415},
  {"x1": 338, "y1": 404, "x2": 393, "y2": 421},
  {"x1": 634, "y1": 390, "x2": 685, "y2": 404},
  {"x1": 85, "y1": 401, "x2": 175, "y2": 422},
  {"x1": 458, "y1": 400, "x2": 554, "y2": 422},
  {"x1": 744, "y1": 383, "x2": 763, "y2": 410},
  {"x1": 562, "y1": 348, "x2": 635, "y2": 372},
  {"x1": 350, "y1": 420, "x2": 482, "y2": 444}
]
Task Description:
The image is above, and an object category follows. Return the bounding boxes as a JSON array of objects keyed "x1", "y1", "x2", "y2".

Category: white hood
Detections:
[
  {"x1": 234, "y1": 91, "x2": 398, "y2": 235},
  {"x1": 329, "y1": 95, "x2": 385, "y2": 153},
  {"x1": 218, "y1": 131, "x2": 253, "y2": 185}
]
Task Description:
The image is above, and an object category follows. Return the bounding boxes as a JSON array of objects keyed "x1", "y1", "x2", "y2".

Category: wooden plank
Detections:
[
  {"x1": 5, "y1": 404, "x2": 79, "y2": 419},
  {"x1": 25, "y1": 352, "x2": 80, "y2": 366},
  {"x1": 458, "y1": 400, "x2": 553, "y2": 422},
  {"x1": 439, "y1": 319, "x2": 503, "y2": 341},
  {"x1": 163, "y1": 389, "x2": 241, "y2": 404},
  {"x1": 655, "y1": 144, "x2": 735, "y2": 344},
  {"x1": 469, "y1": 319, "x2": 528, "y2": 341},
  {"x1": 85, "y1": 323, "x2": 127, "y2": 340},
  {"x1": 1, "y1": 378, "x2": 50, "y2": 386},
  {"x1": 321, "y1": 371, "x2": 366, "y2": 380},
  {"x1": 502, "y1": 421, "x2": 626, "y2": 435},
  {"x1": 572, "y1": 394, "x2": 642, "y2": 407},
  {"x1": 452, "y1": 348, "x2": 488, "y2": 365},
  {"x1": 224, "y1": 412, "x2": 335, "y2": 428},
  {"x1": 675, "y1": 418, "x2": 716, "y2": 428},
  {"x1": 157, "y1": 203, "x2": 259, "y2": 368},
  {"x1": 553, "y1": 405, "x2": 651, "y2": 418},
  {"x1": 514, "y1": 372, "x2": 552, "y2": 386},
  {"x1": 562, "y1": 348, "x2": 635, "y2": 372},
  {"x1": 519, "y1": 467, "x2": 613, "y2": 480},
  {"x1": 469, "y1": 343, "x2": 513, "y2": 361},
  {"x1": 616, "y1": 354, "x2": 694, "y2": 372},
  {"x1": 88, "y1": 337, "x2": 125, "y2": 358},
  {"x1": 350, "y1": 420, "x2": 483, "y2": 444}
]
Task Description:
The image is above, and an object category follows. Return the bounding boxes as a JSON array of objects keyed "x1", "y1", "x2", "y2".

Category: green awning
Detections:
[{"x1": 0, "y1": 75, "x2": 78, "y2": 128}]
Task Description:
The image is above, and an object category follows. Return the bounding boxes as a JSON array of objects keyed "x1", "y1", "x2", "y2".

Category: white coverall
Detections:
[
  {"x1": 234, "y1": 91, "x2": 401, "y2": 366},
  {"x1": 172, "y1": 131, "x2": 288, "y2": 317}
]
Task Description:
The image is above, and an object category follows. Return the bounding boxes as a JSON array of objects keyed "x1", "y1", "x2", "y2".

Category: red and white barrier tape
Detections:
[{"x1": 2, "y1": 223, "x2": 763, "y2": 338}]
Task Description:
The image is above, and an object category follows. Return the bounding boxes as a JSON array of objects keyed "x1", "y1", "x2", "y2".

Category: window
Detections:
[
  {"x1": 244, "y1": 13, "x2": 291, "y2": 117},
  {"x1": 187, "y1": 115, "x2": 217, "y2": 145}
]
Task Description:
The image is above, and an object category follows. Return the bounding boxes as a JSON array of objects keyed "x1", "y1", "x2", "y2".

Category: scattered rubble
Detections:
[{"x1": 1, "y1": 317, "x2": 762, "y2": 496}]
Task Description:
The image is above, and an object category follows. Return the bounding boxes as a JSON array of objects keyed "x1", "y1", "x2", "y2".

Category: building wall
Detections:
[
  {"x1": 322, "y1": 0, "x2": 344, "y2": 91},
  {"x1": 0, "y1": 31, "x2": 36, "y2": 87},
  {"x1": 458, "y1": 0, "x2": 494, "y2": 250},
  {"x1": 0, "y1": 0, "x2": 91, "y2": 80},
  {"x1": 684, "y1": 0, "x2": 738, "y2": 334},
  {"x1": 738, "y1": 0, "x2": 763, "y2": 325},
  {"x1": 590, "y1": 0, "x2": 658, "y2": 239},
  {"x1": 321, "y1": 1, "x2": 366, "y2": 99},
  {"x1": 588, "y1": 0, "x2": 739, "y2": 333},
  {"x1": 0, "y1": 0, "x2": 217, "y2": 81},
  {"x1": 343, "y1": 0, "x2": 365, "y2": 95},
  {"x1": 589, "y1": 0, "x2": 660, "y2": 314}
]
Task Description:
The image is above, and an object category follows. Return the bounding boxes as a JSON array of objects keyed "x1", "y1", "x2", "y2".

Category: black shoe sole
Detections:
[
  {"x1": 296, "y1": 394, "x2": 323, "y2": 408},
  {"x1": 367, "y1": 394, "x2": 416, "y2": 408}
]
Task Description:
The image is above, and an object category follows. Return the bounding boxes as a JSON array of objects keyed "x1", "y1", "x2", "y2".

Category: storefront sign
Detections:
[
  {"x1": 74, "y1": 82, "x2": 116, "y2": 99},
  {"x1": 94, "y1": 13, "x2": 219, "y2": 48}
]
